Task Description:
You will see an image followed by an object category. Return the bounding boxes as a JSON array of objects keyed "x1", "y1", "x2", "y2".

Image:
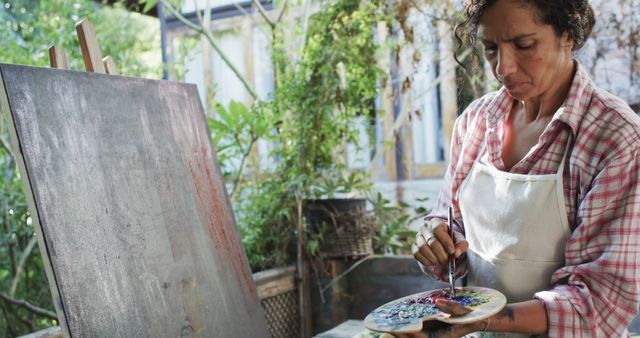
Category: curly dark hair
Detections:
[{"x1": 454, "y1": 0, "x2": 596, "y2": 66}]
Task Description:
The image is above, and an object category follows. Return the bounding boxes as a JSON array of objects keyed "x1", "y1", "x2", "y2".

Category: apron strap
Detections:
[{"x1": 557, "y1": 132, "x2": 574, "y2": 177}]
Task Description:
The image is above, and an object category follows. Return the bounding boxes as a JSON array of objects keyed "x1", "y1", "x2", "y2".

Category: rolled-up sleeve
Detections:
[
  {"x1": 419, "y1": 101, "x2": 481, "y2": 281},
  {"x1": 535, "y1": 149, "x2": 640, "y2": 336}
]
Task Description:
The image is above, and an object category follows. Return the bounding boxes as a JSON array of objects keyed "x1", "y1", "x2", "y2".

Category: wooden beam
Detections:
[
  {"x1": 102, "y1": 56, "x2": 118, "y2": 75},
  {"x1": 241, "y1": 17, "x2": 262, "y2": 175},
  {"x1": 253, "y1": 266, "x2": 296, "y2": 299},
  {"x1": 377, "y1": 22, "x2": 397, "y2": 181},
  {"x1": 437, "y1": 20, "x2": 458, "y2": 160},
  {"x1": 242, "y1": 17, "x2": 255, "y2": 106},
  {"x1": 415, "y1": 163, "x2": 447, "y2": 178},
  {"x1": 201, "y1": 2, "x2": 214, "y2": 117},
  {"x1": 76, "y1": 19, "x2": 106, "y2": 73},
  {"x1": 48, "y1": 45, "x2": 70, "y2": 70}
]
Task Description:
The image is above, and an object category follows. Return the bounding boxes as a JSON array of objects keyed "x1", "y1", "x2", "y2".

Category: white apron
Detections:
[{"x1": 457, "y1": 140, "x2": 572, "y2": 337}]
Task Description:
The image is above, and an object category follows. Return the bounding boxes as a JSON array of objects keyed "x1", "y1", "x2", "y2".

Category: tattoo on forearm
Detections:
[{"x1": 496, "y1": 305, "x2": 515, "y2": 321}]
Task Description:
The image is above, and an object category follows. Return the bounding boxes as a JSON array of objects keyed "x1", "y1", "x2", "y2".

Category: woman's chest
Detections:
[{"x1": 501, "y1": 114, "x2": 552, "y2": 171}]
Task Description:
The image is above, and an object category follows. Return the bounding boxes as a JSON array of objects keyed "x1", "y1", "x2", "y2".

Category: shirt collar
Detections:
[
  {"x1": 482, "y1": 61, "x2": 594, "y2": 135},
  {"x1": 553, "y1": 61, "x2": 595, "y2": 135}
]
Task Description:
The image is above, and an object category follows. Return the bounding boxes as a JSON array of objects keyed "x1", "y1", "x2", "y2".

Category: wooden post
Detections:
[
  {"x1": 328, "y1": 260, "x2": 348, "y2": 327},
  {"x1": 201, "y1": 2, "x2": 214, "y2": 118},
  {"x1": 52, "y1": 20, "x2": 118, "y2": 75},
  {"x1": 437, "y1": 19, "x2": 458, "y2": 160},
  {"x1": 241, "y1": 17, "x2": 261, "y2": 175},
  {"x1": 76, "y1": 19, "x2": 106, "y2": 73},
  {"x1": 48, "y1": 46, "x2": 69, "y2": 70},
  {"x1": 296, "y1": 200, "x2": 313, "y2": 338},
  {"x1": 102, "y1": 56, "x2": 118, "y2": 75},
  {"x1": 377, "y1": 22, "x2": 397, "y2": 180}
]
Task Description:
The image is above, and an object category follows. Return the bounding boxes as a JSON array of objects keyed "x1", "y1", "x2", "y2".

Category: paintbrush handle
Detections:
[{"x1": 447, "y1": 206, "x2": 456, "y2": 297}]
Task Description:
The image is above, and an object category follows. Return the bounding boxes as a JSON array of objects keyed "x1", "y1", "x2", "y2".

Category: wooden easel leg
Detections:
[
  {"x1": 75, "y1": 19, "x2": 106, "y2": 73},
  {"x1": 48, "y1": 45, "x2": 69, "y2": 70}
]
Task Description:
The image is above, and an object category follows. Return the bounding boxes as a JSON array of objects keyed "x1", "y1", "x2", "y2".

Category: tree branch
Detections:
[
  {"x1": 251, "y1": 0, "x2": 274, "y2": 28},
  {"x1": 229, "y1": 135, "x2": 258, "y2": 200},
  {"x1": 0, "y1": 302, "x2": 17, "y2": 337},
  {"x1": 275, "y1": 0, "x2": 289, "y2": 25},
  {"x1": 0, "y1": 292, "x2": 57, "y2": 320},
  {"x1": 10, "y1": 236, "x2": 38, "y2": 297},
  {"x1": 232, "y1": 2, "x2": 271, "y2": 37},
  {"x1": 161, "y1": 0, "x2": 259, "y2": 100},
  {"x1": 0, "y1": 135, "x2": 16, "y2": 162}
]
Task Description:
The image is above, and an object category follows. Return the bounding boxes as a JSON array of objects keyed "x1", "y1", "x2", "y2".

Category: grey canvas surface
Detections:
[{"x1": 0, "y1": 63, "x2": 268, "y2": 337}]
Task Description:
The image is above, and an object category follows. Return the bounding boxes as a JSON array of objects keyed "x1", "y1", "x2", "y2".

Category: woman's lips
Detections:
[{"x1": 505, "y1": 82, "x2": 525, "y2": 92}]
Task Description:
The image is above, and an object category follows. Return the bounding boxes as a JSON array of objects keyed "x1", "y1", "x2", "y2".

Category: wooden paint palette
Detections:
[{"x1": 364, "y1": 287, "x2": 506, "y2": 334}]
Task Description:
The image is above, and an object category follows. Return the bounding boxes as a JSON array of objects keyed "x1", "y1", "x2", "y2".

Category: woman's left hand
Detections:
[{"x1": 395, "y1": 299, "x2": 486, "y2": 338}]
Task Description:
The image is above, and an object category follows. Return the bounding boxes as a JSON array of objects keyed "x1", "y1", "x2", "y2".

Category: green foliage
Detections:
[
  {"x1": 208, "y1": 100, "x2": 274, "y2": 185},
  {"x1": 0, "y1": 126, "x2": 57, "y2": 335},
  {"x1": 0, "y1": 0, "x2": 160, "y2": 78},
  {"x1": 0, "y1": 0, "x2": 160, "y2": 334},
  {"x1": 236, "y1": 177, "x2": 297, "y2": 272},
  {"x1": 203, "y1": 1, "x2": 410, "y2": 272},
  {"x1": 369, "y1": 192, "x2": 428, "y2": 255},
  {"x1": 272, "y1": 0, "x2": 385, "y2": 199},
  {"x1": 231, "y1": 0, "x2": 389, "y2": 271}
]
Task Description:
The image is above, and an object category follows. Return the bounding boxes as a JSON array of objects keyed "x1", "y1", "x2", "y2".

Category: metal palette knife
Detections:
[{"x1": 0, "y1": 63, "x2": 269, "y2": 337}]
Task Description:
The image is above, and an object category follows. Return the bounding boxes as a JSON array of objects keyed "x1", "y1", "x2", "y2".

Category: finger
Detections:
[
  {"x1": 414, "y1": 248, "x2": 437, "y2": 267},
  {"x1": 435, "y1": 299, "x2": 473, "y2": 317},
  {"x1": 454, "y1": 238, "x2": 469, "y2": 258},
  {"x1": 417, "y1": 231, "x2": 441, "y2": 264},
  {"x1": 417, "y1": 247, "x2": 438, "y2": 266},
  {"x1": 433, "y1": 223, "x2": 455, "y2": 255},
  {"x1": 422, "y1": 320, "x2": 450, "y2": 331},
  {"x1": 428, "y1": 238, "x2": 449, "y2": 265},
  {"x1": 413, "y1": 233, "x2": 438, "y2": 266}
]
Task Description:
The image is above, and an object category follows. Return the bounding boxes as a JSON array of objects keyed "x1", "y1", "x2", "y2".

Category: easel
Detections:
[{"x1": 48, "y1": 19, "x2": 118, "y2": 74}]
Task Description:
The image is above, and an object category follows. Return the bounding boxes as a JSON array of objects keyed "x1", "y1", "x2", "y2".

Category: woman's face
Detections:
[{"x1": 477, "y1": 0, "x2": 574, "y2": 101}]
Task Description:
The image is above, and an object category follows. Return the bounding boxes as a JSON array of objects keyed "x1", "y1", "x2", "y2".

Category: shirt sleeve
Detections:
[
  {"x1": 418, "y1": 108, "x2": 471, "y2": 281},
  {"x1": 424, "y1": 105, "x2": 471, "y2": 230},
  {"x1": 534, "y1": 148, "x2": 640, "y2": 336}
]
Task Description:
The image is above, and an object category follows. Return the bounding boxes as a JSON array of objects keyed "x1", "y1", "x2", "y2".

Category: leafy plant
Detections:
[
  {"x1": 208, "y1": 100, "x2": 275, "y2": 197},
  {"x1": 200, "y1": 0, "x2": 391, "y2": 271},
  {"x1": 369, "y1": 192, "x2": 429, "y2": 255}
]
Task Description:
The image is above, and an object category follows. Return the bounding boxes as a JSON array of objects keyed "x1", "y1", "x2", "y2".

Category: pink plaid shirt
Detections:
[{"x1": 425, "y1": 62, "x2": 640, "y2": 336}]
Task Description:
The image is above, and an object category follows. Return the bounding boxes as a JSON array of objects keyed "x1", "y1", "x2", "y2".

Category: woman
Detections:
[{"x1": 411, "y1": 0, "x2": 640, "y2": 337}]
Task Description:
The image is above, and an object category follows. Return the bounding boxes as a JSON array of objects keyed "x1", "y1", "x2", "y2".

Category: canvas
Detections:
[{"x1": 0, "y1": 63, "x2": 269, "y2": 337}]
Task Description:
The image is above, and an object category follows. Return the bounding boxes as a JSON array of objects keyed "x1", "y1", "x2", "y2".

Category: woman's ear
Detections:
[{"x1": 561, "y1": 31, "x2": 574, "y2": 51}]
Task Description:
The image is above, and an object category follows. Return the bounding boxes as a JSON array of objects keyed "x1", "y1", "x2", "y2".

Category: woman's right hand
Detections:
[{"x1": 412, "y1": 219, "x2": 469, "y2": 268}]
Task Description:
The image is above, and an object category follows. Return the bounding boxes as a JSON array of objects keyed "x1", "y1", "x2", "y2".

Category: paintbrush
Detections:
[{"x1": 447, "y1": 206, "x2": 456, "y2": 298}]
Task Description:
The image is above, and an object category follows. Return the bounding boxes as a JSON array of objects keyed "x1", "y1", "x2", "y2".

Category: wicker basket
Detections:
[
  {"x1": 254, "y1": 266, "x2": 300, "y2": 338},
  {"x1": 305, "y1": 199, "x2": 374, "y2": 258}
]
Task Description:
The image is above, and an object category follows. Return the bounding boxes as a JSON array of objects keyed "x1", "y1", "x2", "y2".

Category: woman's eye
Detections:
[
  {"x1": 515, "y1": 43, "x2": 534, "y2": 50},
  {"x1": 483, "y1": 45, "x2": 497, "y2": 54}
]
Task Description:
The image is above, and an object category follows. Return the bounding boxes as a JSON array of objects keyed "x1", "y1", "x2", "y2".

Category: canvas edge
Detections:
[
  {"x1": 184, "y1": 82, "x2": 271, "y2": 332},
  {"x1": 0, "y1": 64, "x2": 71, "y2": 338}
]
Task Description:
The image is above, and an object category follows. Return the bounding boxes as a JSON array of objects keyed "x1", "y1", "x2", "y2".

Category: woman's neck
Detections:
[{"x1": 520, "y1": 61, "x2": 576, "y2": 122}]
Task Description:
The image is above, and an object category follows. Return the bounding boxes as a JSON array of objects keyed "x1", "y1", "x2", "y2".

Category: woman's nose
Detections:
[{"x1": 495, "y1": 49, "x2": 517, "y2": 80}]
